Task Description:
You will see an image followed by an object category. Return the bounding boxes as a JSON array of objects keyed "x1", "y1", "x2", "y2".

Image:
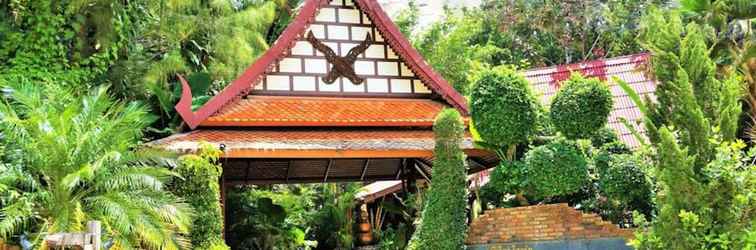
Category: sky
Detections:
[{"x1": 377, "y1": 0, "x2": 481, "y2": 29}]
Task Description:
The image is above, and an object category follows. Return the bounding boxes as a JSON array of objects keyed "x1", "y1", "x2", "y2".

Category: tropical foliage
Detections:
[
  {"x1": 0, "y1": 85, "x2": 191, "y2": 249},
  {"x1": 225, "y1": 183, "x2": 360, "y2": 250},
  {"x1": 407, "y1": 109, "x2": 468, "y2": 250},
  {"x1": 0, "y1": 0, "x2": 297, "y2": 136}
]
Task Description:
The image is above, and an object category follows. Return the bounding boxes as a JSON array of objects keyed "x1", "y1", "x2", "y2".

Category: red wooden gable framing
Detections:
[{"x1": 176, "y1": 0, "x2": 469, "y2": 129}]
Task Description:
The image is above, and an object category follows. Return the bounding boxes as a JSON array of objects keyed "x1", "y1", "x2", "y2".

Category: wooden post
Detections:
[{"x1": 88, "y1": 221, "x2": 101, "y2": 250}]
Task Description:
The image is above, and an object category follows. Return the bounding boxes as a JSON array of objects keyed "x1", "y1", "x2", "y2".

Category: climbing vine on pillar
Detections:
[{"x1": 174, "y1": 143, "x2": 229, "y2": 249}]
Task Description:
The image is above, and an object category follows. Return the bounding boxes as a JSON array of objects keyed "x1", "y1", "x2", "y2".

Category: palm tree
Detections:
[{"x1": 0, "y1": 84, "x2": 192, "y2": 249}]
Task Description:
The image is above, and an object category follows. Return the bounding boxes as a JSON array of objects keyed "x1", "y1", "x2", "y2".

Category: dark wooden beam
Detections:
[
  {"x1": 226, "y1": 175, "x2": 398, "y2": 185},
  {"x1": 395, "y1": 159, "x2": 406, "y2": 180},
  {"x1": 284, "y1": 160, "x2": 292, "y2": 183},
  {"x1": 415, "y1": 159, "x2": 433, "y2": 180},
  {"x1": 468, "y1": 158, "x2": 488, "y2": 172},
  {"x1": 244, "y1": 160, "x2": 251, "y2": 182},
  {"x1": 323, "y1": 159, "x2": 334, "y2": 183},
  {"x1": 413, "y1": 161, "x2": 431, "y2": 183},
  {"x1": 360, "y1": 159, "x2": 371, "y2": 181}
]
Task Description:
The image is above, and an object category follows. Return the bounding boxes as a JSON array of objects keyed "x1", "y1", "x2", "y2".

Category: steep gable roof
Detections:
[{"x1": 176, "y1": 0, "x2": 468, "y2": 129}]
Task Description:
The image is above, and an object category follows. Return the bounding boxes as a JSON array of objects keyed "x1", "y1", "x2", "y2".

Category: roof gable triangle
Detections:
[{"x1": 176, "y1": 0, "x2": 467, "y2": 129}]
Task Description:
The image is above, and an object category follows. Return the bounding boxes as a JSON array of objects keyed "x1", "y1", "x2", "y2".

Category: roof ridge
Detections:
[
  {"x1": 176, "y1": 0, "x2": 468, "y2": 129},
  {"x1": 522, "y1": 53, "x2": 650, "y2": 77}
]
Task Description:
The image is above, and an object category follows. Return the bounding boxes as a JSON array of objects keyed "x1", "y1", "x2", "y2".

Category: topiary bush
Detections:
[
  {"x1": 407, "y1": 109, "x2": 468, "y2": 250},
  {"x1": 470, "y1": 67, "x2": 540, "y2": 147},
  {"x1": 523, "y1": 139, "x2": 589, "y2": 199},
  {"x1": 598, "y1": 154, "x2": 653, "y2": 207},
  {"x1": 590, "y1": 126, "x2": 621, "y2": 148},
  {"x1": 489, "y1": 160, "x2": 528, "y2": 195},
  {"x1": 174, "y1": 144, "x2": 230, "y2": 250},
  {"x1": 549, "y1": 73, "x2": 613, "y2": 139}
]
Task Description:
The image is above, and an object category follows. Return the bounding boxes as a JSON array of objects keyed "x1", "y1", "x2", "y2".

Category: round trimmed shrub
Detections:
[
  {"x1": 489, "y1": 160, "x2": 528, "y2": 194},
  {"x1": 523, "y1": 139, "x2": 589, "y2": 199},
  {"x1": 598, "y1": 154, "x2": 653, "y2": 207},
  {"x1": 470, "y1": 68, "x2": 540, "y2": 147},
  {"x1": 590, "y1": 126, "x2": 620, "y2": 147},
  {"x1": 549, "y1": 74, "x2": 613, "y2": 139}
]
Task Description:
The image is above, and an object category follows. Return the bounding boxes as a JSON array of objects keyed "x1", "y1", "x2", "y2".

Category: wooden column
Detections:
[
  {"x1": 220, "y1": 168, "x2": 228, "y2": 241},
  {"x1": 406, "y1": 159, "x2": 417, "y2": 194}
]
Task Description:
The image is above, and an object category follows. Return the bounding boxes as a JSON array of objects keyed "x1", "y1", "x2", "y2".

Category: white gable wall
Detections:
[{"x1": 257, "y1": 0, "x2": 432, "y2": 96}]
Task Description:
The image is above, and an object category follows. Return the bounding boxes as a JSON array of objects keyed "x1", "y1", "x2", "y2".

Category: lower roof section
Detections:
[{"x1": 150, "y1": 128, "x2": 488, "y2": 159}]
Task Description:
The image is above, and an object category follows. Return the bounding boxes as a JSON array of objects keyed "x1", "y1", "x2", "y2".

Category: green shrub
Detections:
[
  {"x1": 489, "y1": 160, "x2": 528, "y2": 195},
  {"x1": 590, "y1": 126, "x2": 620, "y2": 148},
  {"x1": 470, "y1": 67, "x2": 540, "y2": 147},
  {"x1": 550, "y1": 74, "x2": 613, "y2": 139},
  {"x1": 407, "y1": 109, "x2": 468, "y2": 250},
  {"x1": 523, "y1": 139, "x2": 589, "y2": 199},
  {"x1": 598, "y1": 154, "x2": 653, "y2": 208},
  {"x1": 174, "y1": 144, "x2": 229, "y2": 250}
]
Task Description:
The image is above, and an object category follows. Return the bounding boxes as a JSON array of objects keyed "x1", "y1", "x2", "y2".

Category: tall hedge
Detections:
[
  {"x1": 549, "y1": 73, "x2": 613, "y2": 139},
  {"x1": 470, "y1": 67, "x2": 539, "y2": 148},
  {"x1": 407, "y1": 109, "x2": 468, "y2": 250},
  {"x1": 174, "y1": 144, "x2": 230, "y2": 249}
]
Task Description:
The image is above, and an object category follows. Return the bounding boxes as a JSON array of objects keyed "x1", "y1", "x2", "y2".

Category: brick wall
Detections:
[{"x1": 466, "y1": 203, "x2": 634, "y2": 245}]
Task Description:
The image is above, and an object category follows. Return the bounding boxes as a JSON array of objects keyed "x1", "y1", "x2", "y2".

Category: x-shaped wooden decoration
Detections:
[{"x1": 306, "y1": 30, "x2": 373, "y2": 84}]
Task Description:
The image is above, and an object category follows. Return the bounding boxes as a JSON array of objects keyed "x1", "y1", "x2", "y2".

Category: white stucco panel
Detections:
[
  {"x1": 308, "y1": 24, "x2": 326, "y2": 39},
  {"x1": 351, "y1": 27, "x2": 372, "y2": 42},
  {"x1": 367, "y1": 78, "x2": 389, "y2": 93},
  {"x1": 266, "y1": 75, "x2": 290, "y2": 91},
  {"x1": 365, "y1": 45, "x2": 385, "y2": 58},
  {"x1": 339, "y1": 8, "x2": 361, "y2": 24},
  {"x1": 340, "y1": 43, "x2": 357, "y2": 56},
  {"x1": 293, "y1": 76, "x2": 317, "y2": 91},
  {"x1": 354, "y1": 60, "x2": 375, "y2": 75},
  {"x1": 279, "y1": 58, "x2": 301, "y2": 73},
  {"x1": 343, "y1": 78, "x2": 365, "y2": 92},
  {"x1": 304, "y1": 59, "x2": 328, "y2": 74},
  {"x1": 391, "y1": 79, "x2": 412, "y2": 93},
  {"x1": 327, "y1": 25, "x2": 349, "y2": 40},
  {"x1": 291, "y1": 41, "x2": 313, "y2": 56},
  {"x1": 316, "y1": 8, "x2": 336, "y2": 22},
  {"x1": 319, "y1": 79, "x2": 340, "y2": 92},
  {"x1": 377, "y1": 61, "x2": 399, "y2": 76}
]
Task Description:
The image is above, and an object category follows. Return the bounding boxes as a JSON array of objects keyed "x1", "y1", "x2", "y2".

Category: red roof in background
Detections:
[
  {"x1": 524, "y1": 53, "x2": 656, "y2": 148},
  {"x1": 175, "y1": 0, "x2": 469, "y2": 129},
  {"x1": 202, "y1": 96, "x2": 448, "y2": 127}
]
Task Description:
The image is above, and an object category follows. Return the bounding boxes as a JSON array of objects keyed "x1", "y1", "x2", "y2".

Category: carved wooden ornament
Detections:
[{"x1": 306, "y1": 31, "x2": 373, "y2": 84}]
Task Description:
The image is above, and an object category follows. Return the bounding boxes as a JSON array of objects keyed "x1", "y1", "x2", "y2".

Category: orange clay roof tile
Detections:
[{"x1": 201, "y1": 96, "x2": 451, "y2": 127}]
